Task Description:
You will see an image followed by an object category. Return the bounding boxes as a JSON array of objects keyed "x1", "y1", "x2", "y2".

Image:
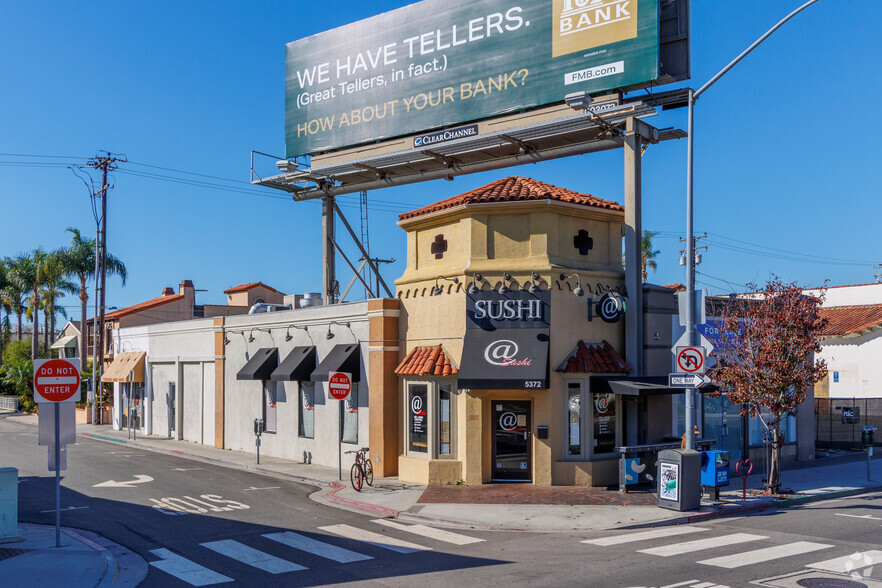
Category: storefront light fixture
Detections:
[
  {"x1": 285, "y1": 324, "x2": 309, "y2": 342},
  {"x1": 326, "y1": 321, "x2": 350, "y2": 340},
  {"x1": 564, "y1": 91, "x2": 593, "y2": 112},
  {"x1": 559, "y1": 273, "x2": 584, "y2": 297},
  {"x1": 498, "y1": 273, "x2": 514, "y2": 295},
  {"x1": 467, "y1": 273, "x2": 486, "y2": 295},
  {"x1": 528, "y1": 272, "x2": 542, "y2": 294},
  {"x1": 431, "y1": 275, "x2": 460, "y2": 296}
]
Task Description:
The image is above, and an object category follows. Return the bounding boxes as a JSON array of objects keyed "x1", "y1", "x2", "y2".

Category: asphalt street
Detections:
[{"x1": 4, "y1": 415, "x2": 882, "y2": 587}]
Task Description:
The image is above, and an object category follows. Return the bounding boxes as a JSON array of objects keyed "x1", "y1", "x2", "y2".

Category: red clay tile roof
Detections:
[
  {"x1": 399, "y1": 176, "x2": 624, "y2": 221},
  {"x1": 555, "y1": 340, "x2": 630, "y2": 374},
  {"x1": 104, "y1": 294, "x2": 185, "y2": 320},
  {"x1": 224, "y1": 282, "x2": 282, "y2": 295},
  {"x1": 395, "y1": 345, "x2": 459, "y2": 377},
  {"x1": 819, "y1": 304, "x2": 882, "y2": 336},
  {"x1": 663, "y1": 283, "x2": 686, "y2": 291}
]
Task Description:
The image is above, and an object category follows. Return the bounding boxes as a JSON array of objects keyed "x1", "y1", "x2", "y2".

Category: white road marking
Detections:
[
  {"x1": 802, "y1": 487, "x2": 859, "y2": 494},
  {"x1": 149, "y1": 548, "x2": 233, "y2": 586},
  {"x1": 582, "y1": 526, "x2": 709, "y2": 546},
  {"x1": 659, "y1": 581, "x2": 699, "y2": 587},
  {"x1": 243, "y1": 486, "x2": 281, "y2": 491},
  {"x1": 264, "y1": 531, "x2": 372, "y2": 563},
  {"x1": 807, "y1": 550, "x2": 882, "y2": 573},
  {"x1": 638, "y1": 533, "x2": 767, "y2": 557},
  {"x1": 836, "y1": 513, "x2": 882, "y2": 521},
  {"x1": 171, "y1": 467, "x2": 204, "y2": 472},
  {"x1": 688, "y1": 583, "x2": 717, "y2": 588},
  {"x1": 319, "y1": 524, "x2": 431, "y2": 554},
  {"x1": 200, "y1": 539, "x2": 305, "y2": 574},
  {"x1": 40, "y1": 506, "x2": 89, "y2": 513},
  {"x1": 371, "y1": 519, "x2": 484, "y2": 545},
  {"x1": 698, "y1": 541, "x2": 833, "y2": 569},
  {"x1": 93, "y1": 474, "x2": 154, "y2": 488}
]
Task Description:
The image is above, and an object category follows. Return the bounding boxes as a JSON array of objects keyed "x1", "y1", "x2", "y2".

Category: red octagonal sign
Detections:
[
  {"x1": 328, "y1": 371, "x2": 351, "y2": 400},
  {"x1": 34, "y1": 358, "x2": 81, "y2": 403}
]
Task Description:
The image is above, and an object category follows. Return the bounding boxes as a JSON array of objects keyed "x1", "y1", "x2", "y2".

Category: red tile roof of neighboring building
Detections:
[
  {"x1": 223, "y1": 282, "x2": 282, "y2": 295},
  {"x1": 819, "y1": 304, "x2": 882, "y2": 336},
  {"x1": 663, "y1": 283, "x2": 686, "y2": 291},
  {"x1": 555, "y1": 340, "x2": 630, "y2": 374},
  {"x1": 394, "y1": 345, "x2": 459, "y2": 377},
  {"x1": 104, "y1": 294, "x2": 185, "y2": 320},
  {"x1": 398, "y1": 176, "x2": 624, "y2": 221}
]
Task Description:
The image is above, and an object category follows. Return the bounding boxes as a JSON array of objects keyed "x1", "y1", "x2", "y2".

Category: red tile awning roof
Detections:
[
  {"x1": 399, "y1": 176, "x2": 624, "y2": 221},
  {"x1": 224, "y1": 282, "x2": 281, "y2": 294},
  {"x1": 555, "y1": 340, "x2": 630, "y2": 374},
  {"x1": 819, "y1": 304, "x2": 882, "y2": 336},
  {"x1": 395, "y1": 345, "x2": 459, "y2": 377},
  {"x1": 104, "y1": 294, "x2": 185, "y2": 320}
]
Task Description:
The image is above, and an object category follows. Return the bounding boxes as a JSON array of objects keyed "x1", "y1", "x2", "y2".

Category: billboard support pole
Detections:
[
  {"x1": 684, "y1": 0, "x2": 821, "y2": 451},
  {"x1": 624, "y1": 117, "x2": 644, "y2": 377},
  {"x1": 322, "y1": 189, "x2": 336, "y2": 305}
]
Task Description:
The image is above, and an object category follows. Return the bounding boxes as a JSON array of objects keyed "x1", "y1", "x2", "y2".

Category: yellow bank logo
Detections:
[{"x1": 553, "y1": 0, "x2": 637, "y2": 58}]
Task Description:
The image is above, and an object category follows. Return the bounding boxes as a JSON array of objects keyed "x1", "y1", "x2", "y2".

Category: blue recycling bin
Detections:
[{"x1": 700, "y1": 450, "x2": 730, "y2": 487}]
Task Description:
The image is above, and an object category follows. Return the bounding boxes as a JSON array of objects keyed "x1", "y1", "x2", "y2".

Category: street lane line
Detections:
[
  {"x1": 200, "y1": 539, "x2": 306, "y2": 574},
  {"x1": 659, "y1": 581, "x2": 698, "y2": 587},
  {"x1": 263, "y1": 531, "x2": 372, "y2": 563},
  {"x1": 802, "y1": 487, "x2": 859, "y2": 494},
  {"x1": 688, "y1": 583, "x2": 716, "y2": 588},
  {"x1": 698, "y1": 541, "x2": 833, "y2": 569},
  {"x1": 149, "y1": 548, "x2": 233, "y2": 586},
  {"x1": 807, "y1": 550, "x2": 882, "y2": 573},
  {"x1": 319, "y1": 524, "x2": 432, "y2": 554},
  {"x1": 582, "y1": 526, "x2": 709, "y2": 546},
  {"x1": 835, "y1": 513, "x2": 882, "y2": 521},
  {"x1": 371, "y1": 519, "x2": 484, "y2": 545},
  {"x1": 639, "y1": 533, "x2": 767, "y2": 557}
]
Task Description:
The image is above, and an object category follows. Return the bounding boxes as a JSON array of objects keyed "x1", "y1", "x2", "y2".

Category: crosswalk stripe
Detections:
[
  {"x1": 806, "y1": 550, "x2": 882, "y2": 573},
  {"x1": 802, "y1": 487, "x2": 859, "y2": 494},
  {"x1": 371, "y1": 519, "x2": 484, "y2": 545},
  {"x1": 638, "y1": 533, "x2": 767, "y2": 557},
  {"x1": 149, "y1": 548, "x2": 233, "y2": 586},
  {"x1": 319, "y1": 524, "x2": 432, "y2": 554},
  {"x1": 200, "y1": 539, "x2": 306, "y2": 574},
  {"x1": 698, "y1": 541, "x2": 834, "y2": 569},
  {"x1": 263, "y1": 531, "x2": 372, "y2": 563},
  {"x1": 582, "y1": 526, "x2": 709, "y2": 546}
]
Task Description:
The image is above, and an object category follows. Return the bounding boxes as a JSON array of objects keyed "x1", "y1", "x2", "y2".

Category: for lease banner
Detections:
[{"x1": 285, "y1": 0, "x2": 659, "y2": 158}]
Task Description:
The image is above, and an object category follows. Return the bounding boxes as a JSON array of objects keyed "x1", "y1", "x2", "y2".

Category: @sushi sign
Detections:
[{"x1": 588, "y1": 292, "x2": 626, "y2": 323}]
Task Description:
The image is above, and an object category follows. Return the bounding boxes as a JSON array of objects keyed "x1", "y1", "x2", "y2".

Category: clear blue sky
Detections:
[{"x1": 1, "y1": 1, "x2": 879, "y2": 323}]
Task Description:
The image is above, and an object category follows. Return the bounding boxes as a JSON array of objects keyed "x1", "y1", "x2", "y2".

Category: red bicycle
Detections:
[{"x1": 347, "y1": 447, "x2": 374, "y2": 491}]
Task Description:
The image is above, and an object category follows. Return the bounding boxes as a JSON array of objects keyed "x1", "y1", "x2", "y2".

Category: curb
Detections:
[{"x1": 325, "y1": 482, "x2": 400, "y2": 518}]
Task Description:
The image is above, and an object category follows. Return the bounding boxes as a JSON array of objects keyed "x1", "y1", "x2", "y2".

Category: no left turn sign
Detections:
[{"x1": 676, "y1": 347, "x2": 706, "y2": 374}]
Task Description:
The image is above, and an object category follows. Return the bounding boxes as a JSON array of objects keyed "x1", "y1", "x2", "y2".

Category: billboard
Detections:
[{"x1": 286, "y1": 0, "x2": 660, "y2": 158}]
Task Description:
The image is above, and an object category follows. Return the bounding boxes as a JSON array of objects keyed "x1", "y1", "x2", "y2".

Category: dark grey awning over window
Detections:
[
  {"x1": 457, "y1": 328, "x2": 549, "y2": 390},
  {"x1": 271, "y1": 346, "x2": 317, "y2": 381},
  {"x1": 590, "y1": 375, "x2": 717, "y2": 396},
  {"x1": 236, "y1": 348, "x2": 278, "y2": 381},
  {"x1": 311, "y1": 343, "x2": 361, "y2": 382}
]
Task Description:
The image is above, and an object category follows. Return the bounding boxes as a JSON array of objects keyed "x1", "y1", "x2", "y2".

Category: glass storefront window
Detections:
[
  {"x1": 263, "y1": 381, "x2": 278, "y2": 433},
  {"x1": 342, "y1": 384, "x2": 358, "y2": 444},
  {"x1": 409, "y1": 384, "x2": 428, "y2": 453},
  {"x1": 439, "y1": 384, "x2": 452, "y2": 455},
  {"x1": 299, "y1": 382, "x2": 314, "y2": 439},
  {"x1": 568, "y1": 383, "x2": 581, "y2": 456},
  {"x1": 593, "y1": 392, "x2": 616, "y2": 454}
]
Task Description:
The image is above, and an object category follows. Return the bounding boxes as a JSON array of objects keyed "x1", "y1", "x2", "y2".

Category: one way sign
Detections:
[{"x1": 669, "y1": 373, "x2": 711, "y2": 388}]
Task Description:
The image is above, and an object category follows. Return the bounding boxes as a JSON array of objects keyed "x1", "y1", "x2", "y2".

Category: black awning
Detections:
[
  {"x1": 457, "y1": 328, "x2": 549, "y2": 390},
  {"x1": 590, "y1": 375, "x2": 718, "y2": 396},
  {"x1": 310, "y1": 343, "x2": 361, "y2": 382},
  {"x1": 236, "y1": 348, "x2": 278, "y2": 381},
  {"x1": 271, "y1": 346, "x2": 317, "y2": 381}
]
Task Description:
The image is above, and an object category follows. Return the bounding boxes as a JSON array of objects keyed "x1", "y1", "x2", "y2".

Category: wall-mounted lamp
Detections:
[
  {"x1": 223, "y1": 335, "x2": 231, "y2": 345},
  {"x1": 248, "y1": 328, "x2": 258, "y2": 343},
  {"x1": 468, "y1": 273, "x2": 485, "y2": 295},
  {"x1": 559, "y1": 273, "x2": 584, "y2": 297},
  {"x1": 565, "y1": 91, "x2": 593, "y2": 112},
  {"x1": 498, "y1": 273, "x2": 513, "y2": 294},
  {"x1": 285, "y1": 324, "x2": 308, "y2": 342},
  {"x1": 528, "y1": 272, "x2": 542, "y2": 294},
  {"x1": 431, "y1": 275, "x2": 459, "y2": 296},
  {"x1": 326, "y1": 321, "x2": 350, "y2": 340}
]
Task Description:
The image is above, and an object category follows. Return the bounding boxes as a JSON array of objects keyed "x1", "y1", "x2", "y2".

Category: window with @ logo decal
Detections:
[
  {"x1": 592, "y1": 392, "x2": 616, "y2": 454},
  {"x1": 341, "y1": 383, "x2": 358, "y2": 444},
  {"x1": 263, "y1": 381, "x2": 278, "y2": 433},
  {"x1": 298, "y1": 382, "x2": 314, "y2": 439},
  {"x1": 408, "y1": 384, "x2": 428, "y2": 453},
  {"x1": 405, "y1": 381, "x2": 456, "y2": 458}
]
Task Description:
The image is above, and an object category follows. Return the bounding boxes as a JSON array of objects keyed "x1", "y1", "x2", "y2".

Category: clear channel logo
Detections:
[{"x1": 413, "y1": 124, "x2": 479, "y2": 148}]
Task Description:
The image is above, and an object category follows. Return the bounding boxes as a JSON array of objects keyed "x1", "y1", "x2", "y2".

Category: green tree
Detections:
[
  {"x1": 6, "y1": 250, "x2": 47, "y2": 360},
  {"x1": 641, "y1": 230, "x2": 661, "y2": 283},
  {"x1": 40, "y1": 251, "x2": 76, "y2": 347},
  {"x1": 59, "y1": 228, "x2": 127, "y2": 364},
  {"x1": 1, "y1": 256, "x2": 27, "y2": 342},
  {"x1": 0, "y1": 259, "x2": 8, "y2": 366}
]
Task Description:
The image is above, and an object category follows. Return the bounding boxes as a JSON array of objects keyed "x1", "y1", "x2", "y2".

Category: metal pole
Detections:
[
  {"x1": 91, "y1": 229, "x2": 100, "y2": 425},
  {"x1": 338, "y1": 400, "x2": 342, "y2": 481},
  {"x1": 683, "y1": 0, "x2": 821, "y2": 450},
  {"x1": 96, "y1": 162, "x2": 108, "y2": 425},
  {"x1": 54, "y1": 405, "x2": 61, "y2": 548}
]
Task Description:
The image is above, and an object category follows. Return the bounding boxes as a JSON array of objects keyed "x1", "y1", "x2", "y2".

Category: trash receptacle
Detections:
[{"x1": 658, "y1": 449, "x2": 701, "y2": 511}]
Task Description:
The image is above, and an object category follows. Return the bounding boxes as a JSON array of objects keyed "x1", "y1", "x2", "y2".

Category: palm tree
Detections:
[
  {"x1": 40, "y1": 251, "x2": 76, "y2": 347},
  {"x1": 8, "y1": 249, "x2": 47, "y2": 359},
  {"x1": 58, "y1": 228, "x2": 127, "y2": 363},
  {"x1": 0, "y1": 259, "x2": 8, "y2": 365},
  {"x1": 641, "y1": 230, "x2": 661, "y2": 283},
  {"x1": 1, "y1": 256, "x2": 27, "y2": 342}
]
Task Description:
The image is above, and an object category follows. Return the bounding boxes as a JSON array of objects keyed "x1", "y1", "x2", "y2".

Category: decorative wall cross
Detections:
[
  {"x1": 573, "y1": 230, "x2": 594, "y2": 255},
  {"x1": 431, "y1": 234, "x2": 448, "y2": 259}
]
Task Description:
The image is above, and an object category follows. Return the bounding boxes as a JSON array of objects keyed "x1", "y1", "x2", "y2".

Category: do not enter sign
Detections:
[
  {"x1": 328, "y1": 371, "x2": 351, "y2": 400},
  {"x1": 34, "y1": 358, "x2": 81, "y2": 403}
]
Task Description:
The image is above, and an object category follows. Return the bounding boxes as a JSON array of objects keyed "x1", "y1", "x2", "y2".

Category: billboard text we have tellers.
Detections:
[{"x1": 285, "y1": 0, "x2": 659, "y2": 157}]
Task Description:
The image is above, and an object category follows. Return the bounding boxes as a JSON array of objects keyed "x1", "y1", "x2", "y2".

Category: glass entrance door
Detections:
[{"x1": 492, "y1": 401, "x2": 531, "y2": 482}]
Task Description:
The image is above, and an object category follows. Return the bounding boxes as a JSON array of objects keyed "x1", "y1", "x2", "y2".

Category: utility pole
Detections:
[
  {"x1": 679, "y1": 233, "x2": 707, "y2": 267},
  {"x1": 87, "y1": 152, "x2": 125, "y2": 425},
  {"x1": 874, "y1": 264, "x2": 882, "y2": 284}
]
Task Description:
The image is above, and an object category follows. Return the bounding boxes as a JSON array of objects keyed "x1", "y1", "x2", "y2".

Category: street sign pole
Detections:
[
  {"x1": 54, "y1": 405, "x2": 60, "y2": 548},
  {"x1": 328, "y1": 371, "x2": 352, "y2": 482}
]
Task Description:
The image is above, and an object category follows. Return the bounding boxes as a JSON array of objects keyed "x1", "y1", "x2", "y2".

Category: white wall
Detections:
[
  {"x1": 111, "y1": 326, "x2": 150, "y2": 432},
  {"x1": 804, "y1": 283, "x2": 882, "y2": 307},
  {"x1": 821, "y1": 329, "x2": 882, "y2": 399}
]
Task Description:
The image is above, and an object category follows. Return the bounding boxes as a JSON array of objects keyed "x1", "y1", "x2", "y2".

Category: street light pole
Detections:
[{"x1": 684, "y1": 0, "x2": 821, "y2": 451}]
